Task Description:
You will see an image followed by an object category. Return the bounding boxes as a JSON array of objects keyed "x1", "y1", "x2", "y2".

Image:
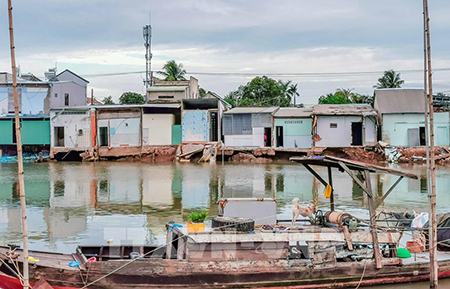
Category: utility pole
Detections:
[
  {"x1": 423, "y1": 0, "x2": 438, "y2": 288},
  {"x1": 8, "y1": 0, "x2": 30, "y2": 288},
  {"x1": 143, "y1": 24, "x2": 152, "y2": 96}
]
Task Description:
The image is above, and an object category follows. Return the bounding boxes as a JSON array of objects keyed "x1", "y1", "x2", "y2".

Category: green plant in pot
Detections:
[{"x1": 187, "y1": 210, "x2": 208, "y2": 233}]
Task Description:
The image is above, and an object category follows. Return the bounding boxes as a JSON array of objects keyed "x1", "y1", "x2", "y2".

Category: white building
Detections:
[
  {"x1": 222, "y1": 107, "x2": 278, "y2": 147},
  {"x1": 313, "y1": 104, "x2": 377, "y2": 147}
]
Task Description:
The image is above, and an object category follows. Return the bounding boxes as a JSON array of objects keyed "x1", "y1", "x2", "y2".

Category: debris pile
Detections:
[{"x1": 388, "y1": 146, "x2": 450, "y2": 163}]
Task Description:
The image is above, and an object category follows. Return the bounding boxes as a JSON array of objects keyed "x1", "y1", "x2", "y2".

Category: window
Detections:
[
  {"x1": 330, "y1": 123, "x2": 338, "y2": 128},
  {"x1": 64, "y1": 93, "x2": 69, "y2": 106},
  {"x1": 158, "y1": 95, "x2": 174, "y2": 99},
  {"x1": 54, "y1": 93, "x2": 58, "y2": 98}
]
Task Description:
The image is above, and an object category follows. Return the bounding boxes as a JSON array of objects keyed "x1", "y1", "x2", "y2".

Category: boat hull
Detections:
[{"x1": 2, "y1": 257, "x2": 450, "y2": 289}]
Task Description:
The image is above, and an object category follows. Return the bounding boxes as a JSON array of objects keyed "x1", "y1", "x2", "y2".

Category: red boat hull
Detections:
[{"x1": 0, "y1": 273, "x2": 78, "y2": 289}]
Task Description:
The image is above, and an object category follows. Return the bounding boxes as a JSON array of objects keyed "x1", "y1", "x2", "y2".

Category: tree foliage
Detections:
[
  {"x1": 375, "y1": 70, "x2": 404, "y2": 88},
  {"x1": 318, "y1": 88, "x2": 373, "y2": 105},
  {"x1": 158, "y1": 60, "x2": 186, "y2": 81},
  {"x1": 102, "y1": 96, "x2": 114, "y2": 105},
  {"x1": 119, "y1": 92, "x2": 145, "y2": 104},
  {"x1": 225, "y1": 76, "x2": 299, "y2": 107}
]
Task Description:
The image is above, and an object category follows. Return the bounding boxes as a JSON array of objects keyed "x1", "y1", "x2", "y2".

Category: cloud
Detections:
[{"x1": 0, "y1": 0, "x2": 450, "y2": 104}]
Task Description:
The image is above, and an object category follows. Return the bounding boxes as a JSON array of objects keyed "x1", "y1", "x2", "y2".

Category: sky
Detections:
[{"x1": 0, "y1": 0, "x2": 450, "y2": 104}]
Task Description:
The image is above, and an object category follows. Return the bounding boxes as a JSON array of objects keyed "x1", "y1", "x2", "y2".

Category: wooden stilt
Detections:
[
  {"x1": 8, "y1": 1, "x2": 30, "y2": 288},
  {"x1": 364, "y1": 171, "x2": 382, "y2": 270},
  {"x1": 423, "y1": 0, "x2": 438, "y2": 287},
  {"x1": 327, "y1": 166, "x2": 334, "y2": 211}
]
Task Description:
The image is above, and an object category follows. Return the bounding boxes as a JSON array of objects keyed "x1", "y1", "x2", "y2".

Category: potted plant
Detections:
[{"x1": 187, "y1": 210, "x2": 208, "y2": 233}]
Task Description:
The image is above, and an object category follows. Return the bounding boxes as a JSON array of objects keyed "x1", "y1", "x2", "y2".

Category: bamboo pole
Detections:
[
  {"x1": 7, "y1": 0, "x2": 30, "y2": 288},
  {"x1": 423, "y1": 0, "x2": 438, "y2": 288}
]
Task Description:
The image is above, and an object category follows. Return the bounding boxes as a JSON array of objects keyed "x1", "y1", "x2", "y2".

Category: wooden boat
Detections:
[{"x1": 1, "y1": 156, "x2": 449, "y2": 288}]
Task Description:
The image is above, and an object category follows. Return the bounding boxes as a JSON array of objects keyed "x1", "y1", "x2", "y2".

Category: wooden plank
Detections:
[
  {"x1": 303, "y1": 164, "x2": 328, "y2": 187},
  {"x1": 327, "y1": 166, "x2": 334, "y2": 211},
  {"x1": 364, "y1": 170, "x2": 382, "y2": 269},
  {"x1": 185, "y1": 231, "x2": 401, "y2": 244},
  {"x1": 338, "y1": 161, "x2": 373, "y2": 198}
]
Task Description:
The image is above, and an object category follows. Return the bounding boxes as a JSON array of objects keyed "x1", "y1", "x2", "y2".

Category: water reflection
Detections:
[{"x1": 0, "y1": 161, "x2": 449, "y2": 252}]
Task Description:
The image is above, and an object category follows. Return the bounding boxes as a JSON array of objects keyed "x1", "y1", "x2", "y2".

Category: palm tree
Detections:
[
  {"x1": 159, "y1": 60, "x2": 186, "y2": 81},
  {"x1": 375, "y1": 70, "x2": 404, "y2": 88}
]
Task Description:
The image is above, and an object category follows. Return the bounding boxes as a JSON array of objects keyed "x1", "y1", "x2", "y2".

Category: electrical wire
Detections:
[{"x1": 79, "y1": 67, "x2": 450, "y2": 79}]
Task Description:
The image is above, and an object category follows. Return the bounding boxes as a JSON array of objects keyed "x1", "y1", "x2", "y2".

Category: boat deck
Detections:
[{"x1": 0, "y1": 246, "x2": 77, "y2": 271}]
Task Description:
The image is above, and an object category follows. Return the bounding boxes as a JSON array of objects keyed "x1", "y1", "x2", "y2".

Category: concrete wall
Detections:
[
  {"x1": 182, "y1": 110, "x2": 209, "y2": 142},
  {"x1": 47, "y1": 81, "x2": 87, "y2": 111},
  {"x1": 98, "y1": 118, "x2": 140, "y2": 147},
  {"x1": 382, "y1": 112, "x2": 450, "y2": 146},
  {"x1": 147, "y1": 90, "x2": 186, "y2": 102},
  {"x1": 142, "y1": 113, "x2": 174, "y2": 145},
  {"x1": 315, "y1": 115, "x2": 377, "y2": 147},
  {"x1": 274, "y1": 118, "x2": 312, "y2": 148},
  {"x1": 50, "y1": 110, "x2": 91, "y2": 149},
  {"x1": 224, "y1": 128, "x2": 264, "y2": 147}
]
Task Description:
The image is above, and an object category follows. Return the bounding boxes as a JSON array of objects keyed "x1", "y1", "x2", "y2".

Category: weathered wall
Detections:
[
  {"x1": 0, "y1": 119, "x2": 13, "y2": 144},
  {"x1": 98, "y1": 117, "x2": 140, "y2": 147},
  {"x1": 182, "y1": 110, "x2": 209, "y2": 142},
  {"x1": 48, "y1": 81, "x2": 86, "y2": 111},
  {"x1": 382, "y1": 112, "x2": 449, "y2": 146},
  {"x1": 147, "y1": 90, "x2": 186, "y2": 102},
  {"x1": 50, "y1": 110, "x2": 91, "y2": 149},
  {"x1": 4, "y1": 86, "x2": 48, "y2": 115},
  {"x1": 22, "y1": 119, "x2": 50, "y2": 145},
  {"x1": 315, "y1": 115, "x2": 376, "y2": 147},
  {"x1": 224, "y1": 128, "x2": 265, "y2": 147},
  {"x1": 142, "y1": 114, "x2": 175, "y2": 145},
  {"x1": 274, "y1": 118, "x2": 312, "y2": 148}
]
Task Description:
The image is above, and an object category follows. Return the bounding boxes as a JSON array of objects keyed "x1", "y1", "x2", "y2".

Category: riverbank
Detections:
[{"x1": 49, "y1": 143, "x2": 450, "y2": 165}]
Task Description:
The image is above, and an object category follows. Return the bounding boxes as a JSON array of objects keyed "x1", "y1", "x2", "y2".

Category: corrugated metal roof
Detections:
[
  {"x1": 147, "y1": 86, "x2": 187, "y2": 92},
  {"x1": 312, "y1": 104, "x2": 376, "y2": 116},
  {"x1": 374, "y1": 88, "x2": 425, "y2": 114},
  {"x1": 274, "y1": 107, "x2": 313, "y2": 118},
  {"x1": 224, "y1": 106, "x2": 279, "y2": 114},
  {"x1": 49, "y1": 103, "x2": 181, "y2": 112}
]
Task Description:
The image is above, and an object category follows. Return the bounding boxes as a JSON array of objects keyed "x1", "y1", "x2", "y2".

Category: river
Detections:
[{"x1": 1, "y1": 161, "x2": 450, "y2": 288}]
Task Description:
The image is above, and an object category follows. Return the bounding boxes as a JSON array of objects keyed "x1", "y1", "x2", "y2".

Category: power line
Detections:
[{"x1": 80, "y1": 67, "x2": 450, "y2": 78}]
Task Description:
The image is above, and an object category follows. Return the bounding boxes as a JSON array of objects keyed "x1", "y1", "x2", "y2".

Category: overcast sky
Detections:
[{"x1": 0, "y1": 0, "x2": 449, "y2": 104}]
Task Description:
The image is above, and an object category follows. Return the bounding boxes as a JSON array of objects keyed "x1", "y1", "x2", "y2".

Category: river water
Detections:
[{"x1": 1, "y1": 161, "x2": 450, "y2": 288}]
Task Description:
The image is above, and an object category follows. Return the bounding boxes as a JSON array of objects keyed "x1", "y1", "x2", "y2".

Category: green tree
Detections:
[
  {"x1": 102, "y1": 96, "x2": 114, "y2": 105},
  {"x1": 225, "y1": 76, "x2": 299, "y2": 107},
  {"x1": 375, "y1": 70, "x2": 404, "y2": 88},
  {"x1": 119, "y1": 92, "x2": 145, "y2": 104},
  {"x1": 318, "y1": 88, "x2": 372, "y2": 105},
  {"x1": 158, "y1": 60, "x2": 186, "y2": 81}
]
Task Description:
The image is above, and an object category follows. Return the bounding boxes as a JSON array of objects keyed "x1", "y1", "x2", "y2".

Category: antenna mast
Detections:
[{"x1": 143, "y1": 24, "x2": 152, "y2": 92}]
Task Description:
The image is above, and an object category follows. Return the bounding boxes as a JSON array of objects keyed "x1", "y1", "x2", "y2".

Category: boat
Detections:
[{"x1": 2, "y1": 155, "x2": 450, "y2": 289}]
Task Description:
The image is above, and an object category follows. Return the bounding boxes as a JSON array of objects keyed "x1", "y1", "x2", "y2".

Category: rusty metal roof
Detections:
[
  {"x1": 273, "y1": 107, "x2": 313, "y2": 118},
  {"x1": 224, "y1": 106, "x2": 279, "y2": 114},
  {"x1": 374, "y1": 88, "x2": 425, "y2": 114},
  {"x1": 312, "y1": 104, "x2": 376, "y2": 116}
]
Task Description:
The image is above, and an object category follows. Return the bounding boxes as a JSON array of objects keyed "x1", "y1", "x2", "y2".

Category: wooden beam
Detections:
[
  {"x1": 364, "y1": 170, "x2": 382, "y2": 270},
  {"x1": 303, "y1": 164, "x2": 328, "y2": 187},
  {"x1": 375, "y1": 176, "x2": 404, "y2": 209},
  {"x1": 327, "y1": 166, "x2": 334, "y2": 211},
  {"x1": 338, "y1": 162, "x2": 372, "y2": 198}
]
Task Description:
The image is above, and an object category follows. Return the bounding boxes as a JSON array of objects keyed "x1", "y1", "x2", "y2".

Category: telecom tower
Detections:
[{"x1": 143, "y1": 24, "x2": 152, "y2": 91}]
